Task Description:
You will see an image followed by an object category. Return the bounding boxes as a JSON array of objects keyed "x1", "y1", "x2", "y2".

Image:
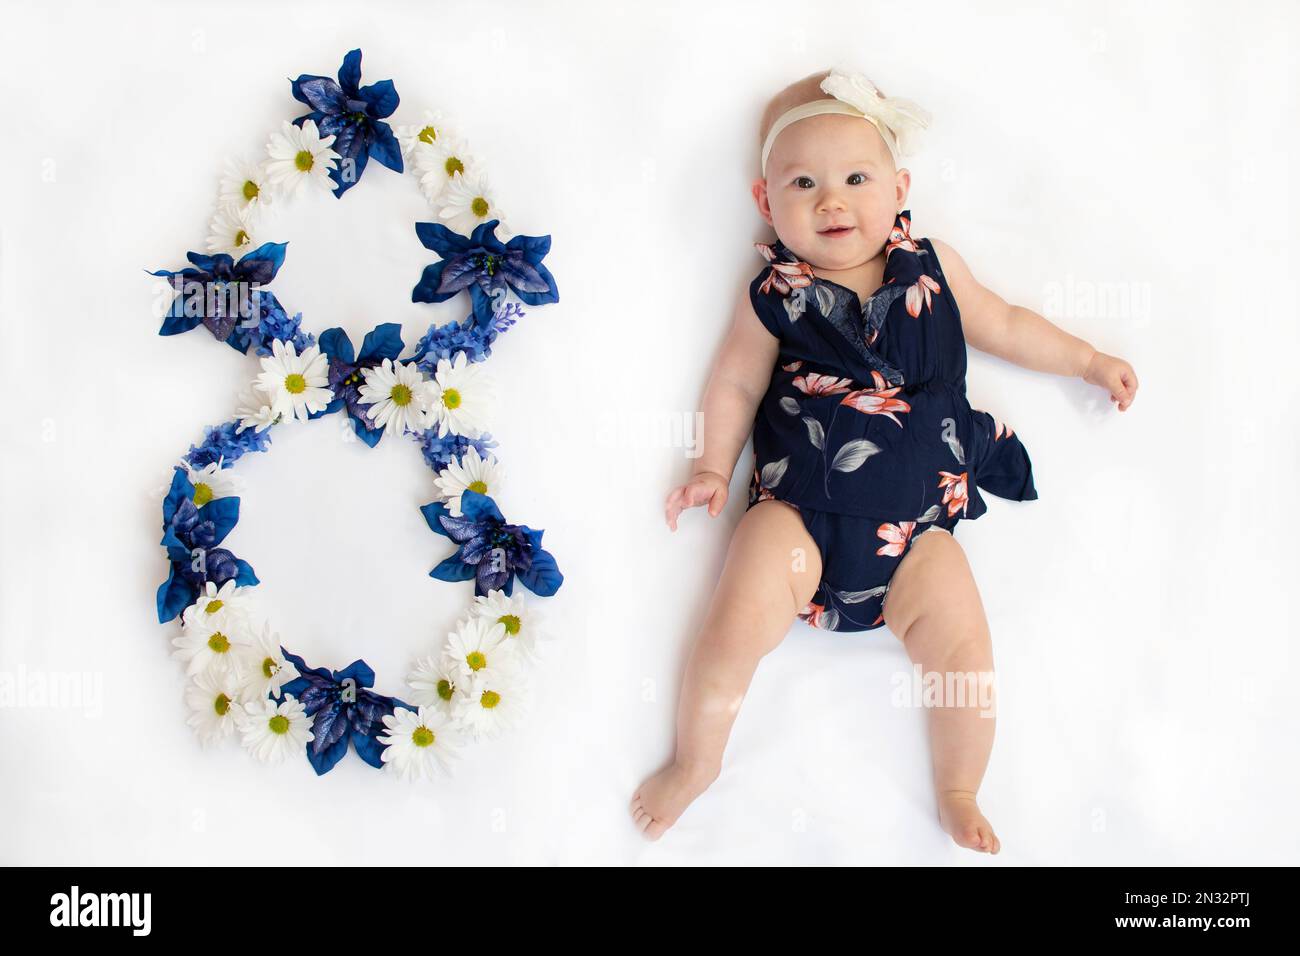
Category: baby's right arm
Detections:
[{"x1": 664, "y1": 288, "x2": 779, "y2": 531}]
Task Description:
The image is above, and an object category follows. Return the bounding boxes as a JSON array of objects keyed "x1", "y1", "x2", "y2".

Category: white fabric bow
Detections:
[{"x1": 819, "y1": 67, "x2": 932, "y2": 158}]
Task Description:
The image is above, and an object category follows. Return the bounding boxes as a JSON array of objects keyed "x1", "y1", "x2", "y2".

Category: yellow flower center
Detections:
[
  {"x1": 499, "y1": 614, "x2": 521, "y2": 635},
  {"x1": 471, "y1": 196, "x2": 489, "y2": 217},
  {"x1": 445, "y1": 155, "x2": 464, "y2": 177},
  {"x1": 442, "y1": 388, "x2": 461, "y2": 410},
  {"x1": 468, "y1": 480, "x2": 488, "y2": 494},
  {"x1": 390, "y1": 383, "x2": 412, "y2": 406},
  {"x1": 207, "y1": 632, "x2": 230, "y2": 653},
  {"x1": 418, "y1": 125, "x2": 438, "y2": 144},
  {"x1": 285, "y1": 373, "x2": 306, "y2": 394},
  {"x1": 480, "y1": 689, "x2": 501, "y2": 709},
  {"x1": 268, "y1": 714, "x2": 290, "y2": 735},
  {"x1": 262, "y1": 657, "x2": 276, "y2": 679},
  {"x1": 294, "y1": 149, "x2": 314, "y2": 172},
  {"x1": 234, "y1": 229, "x2": 249, "y2": 247},
  {"x1": 412, "y1": 726, "x2": 435, "y2": 747},
  {"x1": 242, "y1": 179, "x2": 259, "y2": 201},
  {"x1": 437, "y1": 679, "x2": 454, "y2": 701},
  {"x1": 466, "y1": 651, "x2": 487, "y2": 671},
  {"x1": 192, "y1": 482, "x2": 214, "y2": 507},
  {"x1": 213, "y1": 693, "x2": 231, "y2": 717},
  {"x1": 205, "y1": 599, "x2": 223, "y2": 614}
]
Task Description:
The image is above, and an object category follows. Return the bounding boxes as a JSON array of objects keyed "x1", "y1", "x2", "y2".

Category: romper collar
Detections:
[{"x1": 761, "y1": 208, "x2": 926, "y2": 303}]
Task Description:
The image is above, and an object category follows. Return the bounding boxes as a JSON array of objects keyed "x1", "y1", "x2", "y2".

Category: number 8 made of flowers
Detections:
[{"x1": 144, "y1": 49, "x2": 563, "y2": 781}]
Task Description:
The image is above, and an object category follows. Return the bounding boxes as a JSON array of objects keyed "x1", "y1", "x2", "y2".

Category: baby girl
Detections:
[{"x1": 631, "y1": 67, "x2": 1139, "y2": 852}]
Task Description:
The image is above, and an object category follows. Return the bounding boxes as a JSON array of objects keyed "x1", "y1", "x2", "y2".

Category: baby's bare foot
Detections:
[
  {"x1": 937, "y1": 789, "x2": 1001, "y2": 854},
  {"x1": 630, "y1": 761, "x2": 719, "y2": 840}
]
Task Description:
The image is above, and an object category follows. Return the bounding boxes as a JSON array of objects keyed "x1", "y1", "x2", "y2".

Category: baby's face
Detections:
[{"x1": 755, "y1": 114, "x2": 909, "y2": 271}]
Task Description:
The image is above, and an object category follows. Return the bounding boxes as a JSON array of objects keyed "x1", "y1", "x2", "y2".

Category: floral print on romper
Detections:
[{"x1": 744, "y1": 210, "x2": 1038, "y2": 633}]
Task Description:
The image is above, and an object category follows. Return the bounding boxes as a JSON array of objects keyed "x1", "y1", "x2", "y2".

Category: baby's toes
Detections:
[{"x1": 642, "y1": 816, "x2": 669, "y2": 841}]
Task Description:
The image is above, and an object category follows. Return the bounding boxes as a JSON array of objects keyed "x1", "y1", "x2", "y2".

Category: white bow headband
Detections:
[{"x1": 760, "y1": 67, "x2": 932, "y2": 176}]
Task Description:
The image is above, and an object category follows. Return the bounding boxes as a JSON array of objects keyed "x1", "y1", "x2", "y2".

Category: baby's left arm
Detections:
[{"x1": 929, "y1": 238, "x2": 1139, "y2": 412}]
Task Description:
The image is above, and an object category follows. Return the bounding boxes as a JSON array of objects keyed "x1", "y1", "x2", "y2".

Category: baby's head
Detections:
[{"x1": 752, "y1": 69, "x2": 915, "y2": 272}]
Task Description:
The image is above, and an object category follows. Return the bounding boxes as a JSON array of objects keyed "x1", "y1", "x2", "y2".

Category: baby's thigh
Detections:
[
  {"x1": 881, "y1": 527, "x2": 990, "y2": 656},
  {"x1": 716, "y1": 500, "x2": 823, "y2": 617}
]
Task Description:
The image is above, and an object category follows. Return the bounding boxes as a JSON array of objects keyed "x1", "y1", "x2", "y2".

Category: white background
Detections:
[{"x1": 2, "y1": 0, "x2": 1297, "y2": 866}]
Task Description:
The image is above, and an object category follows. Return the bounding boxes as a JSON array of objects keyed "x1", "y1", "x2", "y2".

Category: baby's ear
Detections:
[
  {"x1": 893, "y1": 166, "x2": 912, "y2": 209},
  {"x1": 751, "y1": 179, "x2": 774, "y2": 226}
]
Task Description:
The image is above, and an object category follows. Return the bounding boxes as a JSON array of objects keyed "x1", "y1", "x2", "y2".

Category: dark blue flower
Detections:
[
  {"x1": 412, "y1": 219, "x2": 558, "y2": 329},
  {"x1": 157, "y1": 468, "x2": 258, "y2": 623},
  {"x1": 411, "y1": 429, "x2": 498, "y2": 474},
  {"x1": 421, "y1": 490, "x2": 562, "y2": 597},
  {"x1": 317, "y1": 323, "x2": 404, "y2": 447},
  {"x1": 183, "y1": 420, "x2": 273, "y2": 470},
  {"x1": 278, "y1": 652, "x2": 410, "y2": 775},
  {"x1": 145, "y1": 241, "x2": 289, "y2": 349},
  {"x1": 289, "y1": 48, "x2": 403, "y2": 198}
]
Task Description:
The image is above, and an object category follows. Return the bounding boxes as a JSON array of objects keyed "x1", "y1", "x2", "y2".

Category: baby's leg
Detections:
[
  {"x1": 882, "y1": 527, "x2": 1002, "y2": 853},
  {"x1": 631, "y1": 498, "x2": 822, "y2": 840}
]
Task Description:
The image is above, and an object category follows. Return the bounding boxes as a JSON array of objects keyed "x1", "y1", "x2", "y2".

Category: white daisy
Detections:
[
  {"x1": 181, "y1": 460, "x2": 243, "y2": 507},
  {"x1": 413, "y1": 132, "x2": 474, "y2": 205},
  {"x1": 437, "y1": 167, "x2": 507, "y2": 236},
  {"x1": 181, "y1": 580, "x2": 255, "y2": 634},
  {"x1": 236, "y1": 694, "x2": 314, "y2": 764},
  {"x1": 433, "y1": 445, "x2": 505, "y2": 517},
  {"x1": 406, "y1": 654, "x2": 460, "y2": 716},
  {"x1": 443, "y1": 615, "x2": 518, "y2": 685},
  {"x1": 254, "y1": 339, "x2": 333, "y2": 423},
  {"x1": 394, "y1": 109, "x2": 450, "y2": 159},
  {"x1": 219, "y1": 156, "x2": 273, "y2": 220},
  {"x1": 452, "y1": 668, "x2": 528, "y2": 739},
  {"x1": 264, "y1": 119, "x2": 340, "y2": 199},
  {"x1": 426, "y1": 351, "x2": 494, "y2": 439},
  {"x1": 172, "y1": 613, "x2": 252, "y2": 678},
  {"x1": 205, "y1": 202, "x2": 257, "y2": 258},
  {"x1": 233, "y1": 620, "x2": 299, "y2": 702},
  {"x1": 469, "y1": 588, "x2": 549, "y2": 660},
  {"x1": 184, "y1": 668, "x2": 243, "y2": 746},
  {"x1": 356, "y1": 358, "x2": 434, "y2": 436},
  {"x1": 377, "y1": 706, "x2": 464, "y2": 781},
  {"x1": 235, "y1": 385, "x2": 279, "y2": 433}
]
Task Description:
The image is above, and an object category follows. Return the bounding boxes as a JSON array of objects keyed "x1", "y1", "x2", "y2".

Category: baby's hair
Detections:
[
  {"x1": 758, "y1": 70, "x2": 832, "y2": 147},
  {"x1": 758, "y1": 68, "x2": 906, "y2": 178}
]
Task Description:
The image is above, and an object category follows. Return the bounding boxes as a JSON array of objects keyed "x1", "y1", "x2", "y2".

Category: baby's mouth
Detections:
[{"x1": 818, "y1": 224, "x2": 856, "y2": 238}]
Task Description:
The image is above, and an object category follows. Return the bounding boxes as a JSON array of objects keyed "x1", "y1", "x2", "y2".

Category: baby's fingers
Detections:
[
  {"x1": 1109, "y1": 368, "x2": 1138, "y2": 411},
  {"x1": 664, "y1": 487, "x2": 687, "y2": 531}
]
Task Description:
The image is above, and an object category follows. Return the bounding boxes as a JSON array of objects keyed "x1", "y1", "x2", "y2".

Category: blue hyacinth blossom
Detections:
[
  {"x1": 289, "y1": 47, "x2": 403, "y2": 198},
  {"x1": 421, "y1": 490, "x2": 562, "y2": 598},
  {"x1": 278, "y1": 652, "x2": 410, "y2": 775},
  {"x1": 146, "y1": 241, "x2": 289, "y2": 349},
  {"x1": 412, "y1": 219, "x2": 558, "y2": 329},
  {"x1": 317, "y1": 323, "x2": 405, "y2": 447},
  {"x1": 183, "y1": 420, "x2": 273, "y2": 471},
  {"x1": 410, "y1": 429, "x2": 499, "y2": 475},
  {"x1": 157, "y1": 468, "x2": 258, "y2": 623}
]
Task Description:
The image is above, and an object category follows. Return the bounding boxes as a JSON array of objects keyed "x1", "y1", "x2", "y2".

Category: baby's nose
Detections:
[{"x1": 815, "y1": 189, "x2": 847, "y2": 212}]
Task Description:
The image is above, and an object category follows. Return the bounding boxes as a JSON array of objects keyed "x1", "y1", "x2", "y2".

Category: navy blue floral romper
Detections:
[{"x1": 745, "y1": 209, "x2": 1038, "y2": 632}]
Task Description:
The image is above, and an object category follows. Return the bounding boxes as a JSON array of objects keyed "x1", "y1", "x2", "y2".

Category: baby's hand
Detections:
[
  {"x1": 665, "y1": 471, "x2": 729, "y2": 531},
  {"x1": 1083, "y1": 350, "x2": 1139, "y2": 412}
]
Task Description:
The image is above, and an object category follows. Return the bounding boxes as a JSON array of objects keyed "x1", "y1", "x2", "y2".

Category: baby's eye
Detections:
[
  {"x1": 846, "y1": 172, "x2": 870, "y2": 185},
  {"x1": 793, "y1": 176, "x2": 815, "y2": 189}
]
